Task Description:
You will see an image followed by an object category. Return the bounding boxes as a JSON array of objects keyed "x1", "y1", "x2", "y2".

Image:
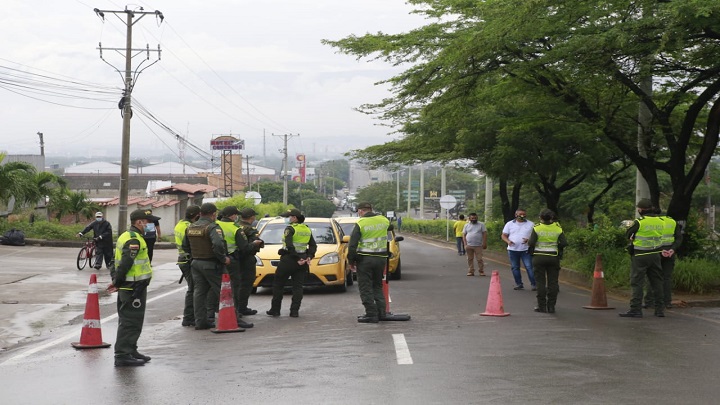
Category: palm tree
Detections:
[
  {"x1": 48, "y1": 189, "x2": 100, "y2": 223},
  {"x1": 0, "y1": 152, "x2": 38, "y2": 209}
]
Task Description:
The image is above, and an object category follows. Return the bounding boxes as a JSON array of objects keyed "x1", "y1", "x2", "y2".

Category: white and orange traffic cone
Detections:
[
  {"x1": 381, "y1": 259, "x2": 410, "y2": 321},
  {"x1": 480, "y1": 270, "x2": 511, "y2": 317},
  {"x1": 212, "y1": 274, "x2": 244, "y2": 333},
  {"x1": 583, "y1": 254, "x2": 615, "y2": 310},
  {"x1": 71, "y1": 273, "x2": 111, "y2": 349}
]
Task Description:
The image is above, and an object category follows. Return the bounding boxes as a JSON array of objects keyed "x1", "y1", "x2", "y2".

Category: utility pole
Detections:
[
  {"x1": 440, "y1": 166, "x2": 446, "y2": 218},
  {"x1": 407, "y1": 166, "x2": 412, "y2": 216},
  {"x1": 36, "y1": 132, "x2": 44, "y2": 156},
  {"x1": 94, "y1": 7, "x2": 163, "y2": 234},
  {"x1": 419, "y1": 164, "x2": 425, "y2": 219},
  {"x1": 273, "y1": 133, "x2": 298, "y2": 205}
]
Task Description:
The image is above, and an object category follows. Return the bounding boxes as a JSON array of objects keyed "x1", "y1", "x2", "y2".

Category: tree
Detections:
[
  {"x1": 325, "y1": 0, "x2": 720, "y2": 223},
  {"x1": 355, "y1": 182, "x2": 398, "y2": 214},
  {"x1": 0, "y1": 152, "x2": 38, "y2": 208},
  {"x1": 48, "y1": 189, "x2": 100, "y2": 223}
]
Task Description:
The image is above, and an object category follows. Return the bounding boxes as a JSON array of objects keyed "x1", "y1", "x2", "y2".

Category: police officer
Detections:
[
  {"x1": 217, "y1": 206, "x2": 255, "y2": 329},
  {"x1": 528, "y1": 209, "x2": 567, "y2": 314},
  {"x1": 236, "y1": 207, "x2": 264, "y2": 316},
  {"x1": 620, "y1": 199, "x2": 665, "y2": 318},
  {"x1": 108, "y1": 209, "x2": 156, "y2": 367},
  {"x1": 174, "y1": 205, "x2": 200, "y2": 327},
  {"x1": 77, "y1": 211, "x2": 114, "y2": 270},
  {"x1": 266, "y1": 208, "x2": 316, "y2": 318},
  {"x1": 182, "y1": 203, "x2": 230, "y2": 330},
  {"x1": 348, "y1": 202, "x2": 390, "y2": 323},
  {"x1": 644, "y1": 207, "x2": 683, "y2": 310}
]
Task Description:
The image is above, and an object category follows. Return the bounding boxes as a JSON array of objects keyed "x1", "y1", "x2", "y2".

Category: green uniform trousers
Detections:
[
  {"x1": 532, "y1": 255, "x2": 560, "y2": 309},
  {"x1": 178, "y1": 261, "x2": 194, "y2": 323},
  {"x1": 630, "y1": 253, "x2": 663, "y2": 311},
  {"x1": 114, "y1": 287, "x2": 147, "y2": 358},
  {"x1": 270, "y1": 256, "x2": 308, "y2": 313},
  {"x1": 644, "y1": 255, "x2": 675, "y2": 308},
  {"x1": 237, "y1": 257, "x2": 257, "y2": 311},
  {"x1": 191, "y1": 259, "x2": 222, "y2": 328},
  {"x1": 357, "y1": 255, "x2": 387, "y2": 318}
]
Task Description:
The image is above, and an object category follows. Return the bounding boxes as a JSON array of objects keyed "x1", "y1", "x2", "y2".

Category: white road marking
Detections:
[
  {"x1": 393, "y1": 333, "x2": 413, "y2": 365},
  {"x1": 1, "y1": 286, "x2": 185, "y2": 365}
]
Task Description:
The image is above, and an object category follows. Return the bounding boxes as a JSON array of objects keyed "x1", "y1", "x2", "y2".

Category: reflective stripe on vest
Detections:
[
  {"x1": 357, "y1": 215, "x2": 389, "y2": 256},
  {"x1": 217, "y1": 220, "x2": 239, "y2": 254},
  {"x1": 632, "y1": 216, "x2": 664, "y2": 253},
  {"x1": 284, "y1": 223, "x2": 311, "y2": 253},
  {"x1": 533, "y1": 222, "x2": 562, "y2": 256},
  {"x1": 114, "y1": 230, "x2": 152, "y2": 282},
  {"x1": 659, "y1": 215, "x2": 677, "y2": 248}
]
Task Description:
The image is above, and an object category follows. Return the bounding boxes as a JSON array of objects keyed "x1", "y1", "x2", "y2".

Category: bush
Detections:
[
  {"x1": 0, "y1": 218, "x2": 83, "y2": 240},
  {"x1": 302, "y1": 199, "x2": 336, "y2": 218},
  {"x1": 673, "y1": 257, "x2": 720, "y2": 294}
]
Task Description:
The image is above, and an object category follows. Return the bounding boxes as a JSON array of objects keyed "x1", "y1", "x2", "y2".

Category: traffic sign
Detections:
[{"x1": 439, "y1": 195, "x2": 457, "y2": 209}]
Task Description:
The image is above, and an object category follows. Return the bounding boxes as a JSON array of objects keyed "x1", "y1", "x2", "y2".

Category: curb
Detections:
[{"x1": 23, "y1": 238, "x2": 177, "y2": 249}]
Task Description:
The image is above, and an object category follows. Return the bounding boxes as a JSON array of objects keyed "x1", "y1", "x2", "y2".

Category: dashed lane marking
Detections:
[{"x1": 393, "y1": 333, "x2": 413, "y2": 365}]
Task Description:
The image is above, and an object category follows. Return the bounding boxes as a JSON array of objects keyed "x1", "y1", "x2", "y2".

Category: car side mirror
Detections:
[
  {"x1": 395, "y1": 236, "x2": 404, "y2": 242},
  {"x1": 342, "y1": 235, "x2": 350, "y2": 243}
]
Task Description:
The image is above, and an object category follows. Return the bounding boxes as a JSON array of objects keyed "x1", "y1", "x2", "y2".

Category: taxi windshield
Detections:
[{"x1": 259, "y1": 222, "x2": 337, "y2": 245}]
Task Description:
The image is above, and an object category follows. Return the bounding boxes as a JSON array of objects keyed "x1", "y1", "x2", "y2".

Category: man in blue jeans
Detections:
[{"x1": 501, "y1": 208, "x2": 536, "y2": 290}]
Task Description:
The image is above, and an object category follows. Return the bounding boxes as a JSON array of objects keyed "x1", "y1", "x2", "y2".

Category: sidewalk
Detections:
[{"x1": 402, "y1": 231, "x2": 720, "y2": 308}]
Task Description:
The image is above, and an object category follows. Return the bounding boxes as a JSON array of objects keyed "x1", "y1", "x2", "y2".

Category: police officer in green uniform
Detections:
[
  {"x1": 528, "y1": 209, "x2": 567, "y2": 314},
  {"x1": 174, "y1": 205, "x2": 200, "y2": 327},
  {"x1": 236, "y1": 207, "x2": 264, "y2": 316},
  {"x1": 217, "y1": 206, "x2": 255, "y2": 329},
  {"x1": 266, "y1": 208, "x2": 317, "y2": 318},
  {"x1": 182, "y1": 203, "x2": 230, "y2": 330},
  {"x1": 348, "y1": 202, "x2": 390, "y2": 323},
  {"x1": 620, "y1": 199, "x2": 665, "y2": 318},
  {"x1": 644, "y1": 207, "x2": 683, "y2": 309},
  {"x1": 109, "y1": 209, "x2": 156, "y2": 367}
]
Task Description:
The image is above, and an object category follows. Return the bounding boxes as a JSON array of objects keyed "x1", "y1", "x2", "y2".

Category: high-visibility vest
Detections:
[
  {"x1": 632, "y1": 216, "x2": 664, "y2": 254},
  {"x1": 114, "y1": 230, "x2": 152, "y2": 286},
  {"x1": 659, "y1": 215, "x2": 677, "y2": 249},
  {"x1": 217, "y1": 219, "x2": 240, "y2": 254},
  {"x1": 357, "y1": 215, "x2": 390, "y2": 256},
  {"x1": 174, "y1": 219, "x2": 191, "y2": 255},
  {"x1": 284, "y1": 223, "x2": 311, "y2": 253},
  {"x1": 533, "y1": 222, "x2": 563, "y2": 256}
]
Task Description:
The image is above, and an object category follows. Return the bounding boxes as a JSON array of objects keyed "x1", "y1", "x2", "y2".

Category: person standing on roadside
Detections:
[
  {"x1": 267, "y1": 208, "x2": 316, "y2": 318},
  {"x1": 108, "y1": 209, "x2": 155, "y2": 367},
  {"x1": 182, "y1": 203, "x2": 229, "y2": 330},
  {"x1": 236, "y1": 207, "x2": 264, "y2": 316},
  {"x1": 643, "y1": 207, "x2": 683, "y2": 310},
  {"x1": 620, "y1": 199, "x2": 665, "y2": 318},
  {"x1": 502, "y1": 208, "x2": 537, "y2": 290},
  {"x1": 528, "y1": 209, "x2": 567, "y2": 314},
  {"x1": 462, "y1": 213, "x2": 487, "y2": 276},
  {"x1": 216, "y1": 206, "x2": 254, "y2": 329},
  {"x1": 348, "y1": 202, "x2": 390, "y2": 323},
  {"x1": 453, "y1": 214, "x2": 467, "y2": 256},
  {"x1": 142, "y1": 209, "x2": 161, "y2": 263},
  {"x1": 174, "y1": 205, "x2": 200, "y2": 327},
  {"x1": 77, "y1": 211, "x2": 114, "y2": 270}
]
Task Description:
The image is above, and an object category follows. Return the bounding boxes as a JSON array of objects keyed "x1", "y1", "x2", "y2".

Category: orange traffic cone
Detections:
[
  {"x1": 380, "y1": 259, "x2": 411, "y2": 321},
  {"x1": 583, "y1": 254, "x2": 615, "y2": 310},
  {"x1": 480, "y1": 270, "x2": 510, "y2": 317},
  {"x1": 212, "y1": 273, "x2": 244, "y2": 333},
  {"x1": 71, "y1": 273, "x2": 111, "y2": 349}
]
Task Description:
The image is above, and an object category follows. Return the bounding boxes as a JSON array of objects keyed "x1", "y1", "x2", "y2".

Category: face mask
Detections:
[
  {"x1": 284, "y1": 217, "x2": 291, "y2": 224},
  {"x1": 516, "y1": 215, "x2": 526, "y2": 221},
  {"x1": 96, "y1": 217, "x2": 103, "y2": 222},
  {"x1": 470, "y1": 219, "x2": 478, "y2": 224},
  {"x1": 144, "y1": 224, "x2": 153, "y2": 232}
]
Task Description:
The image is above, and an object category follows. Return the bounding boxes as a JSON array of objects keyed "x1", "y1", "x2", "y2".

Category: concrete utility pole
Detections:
[
  {"x1": 407, "y1": 166, "x2": 412, "y2": 216},
  {"x1": 273, "y1": 133, "x2": 298, "y2": 205},
  {"x1": 484, "y1": 175, "x2": 493, "y2": 223},
  {"x1": 94, "y1": 7, "x2": 163, "y2": 234},
  {"x1": 419, "y1": 164, "x2": 425, "y2": 219},
  {"x1": 36, "y1": 132, "x2": 44, "y2": 156},
  {"x1": 440, "y1": 166, "x2": 446, "y2": 218}
]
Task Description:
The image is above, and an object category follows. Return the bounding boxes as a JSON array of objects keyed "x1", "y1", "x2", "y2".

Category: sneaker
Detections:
[
  {"x1": 467, "y1": 272, "x2": 474, "y2": 276},
  {"x1": 513, "y1": 285, "x2": 524, "y2": 290},
  {"x1": 479, "y1": 271, "x2": 486, "y2": 276}
]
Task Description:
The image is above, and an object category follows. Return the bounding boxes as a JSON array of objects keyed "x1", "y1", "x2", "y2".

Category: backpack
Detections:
[{"x1": 1, "y1": 228, "x2": 26, "y2": 246}]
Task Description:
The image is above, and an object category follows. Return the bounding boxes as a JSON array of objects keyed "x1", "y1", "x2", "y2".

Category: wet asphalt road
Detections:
[{"x1": 1, "y1": 237, "x2": 720, "y2": 404}]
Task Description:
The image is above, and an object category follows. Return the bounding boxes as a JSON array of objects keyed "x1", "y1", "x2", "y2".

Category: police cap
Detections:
[{"x1": 200, "y1": 203, "x2": 218, "y2": 214}]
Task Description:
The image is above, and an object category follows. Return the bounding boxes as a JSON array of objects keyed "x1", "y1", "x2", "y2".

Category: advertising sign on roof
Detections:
[{"x1": 210, "y1": 136, "x2": 244, "y2": 150}]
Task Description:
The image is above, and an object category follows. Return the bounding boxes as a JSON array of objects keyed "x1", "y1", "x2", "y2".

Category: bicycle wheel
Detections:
[
  {"x1": 77, "y1": 247, "x2": 89, "y2": 270},
  {"x1": 89, "y1": 246, "x2": 99, "y2": 268}
]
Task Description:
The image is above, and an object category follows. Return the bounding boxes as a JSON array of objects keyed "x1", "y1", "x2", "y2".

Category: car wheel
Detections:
[{"x1": 391, "y1": 259, "x2": 402, "y2": 280}]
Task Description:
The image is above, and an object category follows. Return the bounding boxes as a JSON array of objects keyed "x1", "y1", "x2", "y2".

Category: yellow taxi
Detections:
[
  {"x1": 335, "y1": 216, "x2": 404, "y2": 280},
  {"x1": 254, "y1": 217, "x2": 353, "y2": 291}
]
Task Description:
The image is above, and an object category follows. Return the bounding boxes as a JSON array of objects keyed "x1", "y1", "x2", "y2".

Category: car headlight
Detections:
[
  {"x1": 255, "y1": 255, "x2": 263, "y2": 266},
  {"x1": 318, "y1": 252, "x2": 339, "y2": 265}
]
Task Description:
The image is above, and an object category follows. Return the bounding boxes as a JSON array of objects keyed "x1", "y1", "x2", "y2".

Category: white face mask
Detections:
[
  {"x1": 284, "y1": 217, "x2": 291, "y2": 224},
  {"x1": 96, "y1": 217, "x2": 103, "y2": 222}
]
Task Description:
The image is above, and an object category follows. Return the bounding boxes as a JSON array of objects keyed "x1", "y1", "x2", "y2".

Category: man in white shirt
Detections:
[
  {"x1": 462, "y1": 213, "x2": 487, "y2": 276},
  {"x1": 501, "y1": 208, "x2": 536, "y2": 290}
]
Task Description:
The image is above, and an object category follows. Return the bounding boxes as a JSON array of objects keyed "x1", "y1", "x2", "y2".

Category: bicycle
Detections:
[{"x1": 77, "y1": 238, "x2": 97, "y2": 270}]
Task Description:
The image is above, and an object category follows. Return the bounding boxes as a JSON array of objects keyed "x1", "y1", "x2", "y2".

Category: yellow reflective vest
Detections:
[
  {"x1": 357, "y1": 215, "x2": 390, "y2": 256},
  {"x1": 284, "y1": 223, "x2": 311, "y2": 253},
  {"x1": 217, "y1": 219, "x2": 240, "y2": 254},
  {"x1": 659, "y1": 215, "x2": 677, "y2": 249},
  {"x1": 632, "y1": 216, "x2": 664, "y2": 254},
  {"x1": 533, "y1": 222, "x2": 563, "y2": 256},
  {"x1": 114, "y1": 230, "x2": 152, "y2": 286}
]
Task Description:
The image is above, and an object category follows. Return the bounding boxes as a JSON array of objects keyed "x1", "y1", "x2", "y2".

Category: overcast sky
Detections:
[{"x1": 0, "y1": 0, "x2": 426, "y2": 164}]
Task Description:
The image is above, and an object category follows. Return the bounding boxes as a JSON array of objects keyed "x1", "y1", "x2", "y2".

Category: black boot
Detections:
[
  {"x1": 357, "y1": 315, "x2": 379, "y2": 323},
  {"x1": 619, "y1": 310, "x2": 643, "y2": 318},
  {"x1": 534, "y1": 306, "x2": 547, "y2": 313},
  {"x1": 115, "y1": 355, "x2": 145, "y2": 367}
]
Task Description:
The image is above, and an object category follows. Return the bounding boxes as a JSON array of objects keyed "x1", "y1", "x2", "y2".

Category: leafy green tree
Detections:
[
  {"x1": 355, "y1": 181, "x2": 399, "y2": 214},
  {"x1": 302, "y1": 199, "x2": 336, "y2": 218},
  {"x1": 0, "y1": 152, "x2": 38, "y2": 208},
  {"x1": 48, "y1": 189, "x2": 100, "y2": 223}
]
